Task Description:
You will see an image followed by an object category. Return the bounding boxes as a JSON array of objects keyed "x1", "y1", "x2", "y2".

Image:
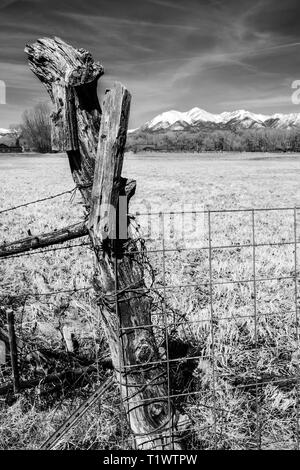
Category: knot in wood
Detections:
[
  {"x1": 65, "y1": 62, "x2": 104, "y2": 87},
  {"x1": 148, "y1": 401, "x2": 168, "y2": 419},
  {"x1": 135, "y1": 339, "x2": 154, "y2": 364}
]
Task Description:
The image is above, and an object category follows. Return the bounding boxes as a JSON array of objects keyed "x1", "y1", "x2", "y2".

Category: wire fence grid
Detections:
[
  {"x1": 0, "y1": 190, "x2": 300, "y2": 450},
  {"x1": 115, "y1": 206, "x2": 300, "y2": 450}
]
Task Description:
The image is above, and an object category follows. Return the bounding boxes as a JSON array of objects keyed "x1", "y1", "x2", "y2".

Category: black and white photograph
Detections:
[{"x1": 0, "y1": 0, "x2": 300, "y2": 457}]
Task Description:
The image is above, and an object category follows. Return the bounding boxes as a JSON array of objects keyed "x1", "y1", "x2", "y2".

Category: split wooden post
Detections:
[
  {"x1": 6, "y1": 310, "x2": 20, "y2": 394},
  {"x1": 0, "y1": 222, "x2": 88, "y2": 258},
  {"x1": 0, "y1": 340, "x2": 6, "y2": 365},
  {"x1": 25, "y1": 37, "x2": 183, "y2": 449}
]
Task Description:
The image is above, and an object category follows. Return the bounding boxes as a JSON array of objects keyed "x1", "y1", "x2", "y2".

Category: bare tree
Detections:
[{"x1": 21, "y1": 102, "x2": 52, "y2": 153}]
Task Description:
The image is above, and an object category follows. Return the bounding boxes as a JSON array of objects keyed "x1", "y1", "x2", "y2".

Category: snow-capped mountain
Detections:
[
  {"x1": 131, "y1": 107, "x2": 300, "y2": 133},
  {"x1": 0, "y1": 128, "x2": 19, "y2": 147},
  {"x1": 0, "y1": 128, "x2": 12, "y2": 135}
]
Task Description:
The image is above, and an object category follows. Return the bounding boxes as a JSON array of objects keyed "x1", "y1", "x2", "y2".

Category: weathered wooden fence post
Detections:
[
  {"x1": 6, "y1": 310, "x2": 20, "y2": 394},
  {"x1": 0, "y1": 340, "x2": 6, "y2": 365},
  {"x1": 25, "y1": 37, "x2": 183, "y2": 449}
]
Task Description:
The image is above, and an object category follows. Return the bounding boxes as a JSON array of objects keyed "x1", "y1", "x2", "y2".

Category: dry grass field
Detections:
[{"x1": 0, "y1": 151, "x2": 300, "y2": 450}]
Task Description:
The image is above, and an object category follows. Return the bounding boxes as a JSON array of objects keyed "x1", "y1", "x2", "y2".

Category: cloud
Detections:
[
  {"x1": 0, "y1": 0, "x2": 19, "y2": 10},
  {"x1": 1, "y1": 0, "x2": 300, "y2": 128},
  {"x1": 221, "y1": 95, "x2": 293, "y2": 109}
]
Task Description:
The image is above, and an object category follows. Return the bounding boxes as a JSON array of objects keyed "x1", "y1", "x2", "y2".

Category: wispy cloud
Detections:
[
  {"x1": 221, "y1": 95, "x2": 293, "y2": 109},
  {"x1": 0, "y1": 0, "x2": 19, "y2": 11},
  {"x1": 1, "y1": 0, "x2": 300, "y2": 128},
  {"x1": 146, "y1": 0, "x2": 189, "y2": 11}
]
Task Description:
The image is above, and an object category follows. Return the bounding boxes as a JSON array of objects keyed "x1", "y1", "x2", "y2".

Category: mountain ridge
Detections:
[
  {"x1": 129, "y1": 107, "x2": 300, "y2": 133},
  {"x1": 0, "y1": 128, "x2": 12, "y2": 135}
]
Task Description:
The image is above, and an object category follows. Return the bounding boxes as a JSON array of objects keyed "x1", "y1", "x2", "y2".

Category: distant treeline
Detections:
[
  {"x1": 126, "y1": 128, "x2": 300, "y2": 153},
  {"x1": 21, "y1": 102, "x2": 52, "y2": 153}
]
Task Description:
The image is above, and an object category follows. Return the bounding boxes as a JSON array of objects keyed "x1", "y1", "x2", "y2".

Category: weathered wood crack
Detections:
[{"x1": 25, "y1": 36, "x2": 183, "y2": 449}]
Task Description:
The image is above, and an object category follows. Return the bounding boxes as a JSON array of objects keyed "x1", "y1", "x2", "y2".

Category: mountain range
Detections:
[
  {"x1": 0, "y1": 128, "x2": 11, "y2": 135},
  {"x1": 0, "y1": 128, "x2": 19, "y2": 147},
  {"x1": 129, "y1": 108, "x2": 300, "y2": 133}
]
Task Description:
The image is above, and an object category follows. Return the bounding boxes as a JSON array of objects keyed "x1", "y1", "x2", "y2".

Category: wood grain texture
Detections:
[
  {"x1": 88, "y1": 82, "x2": 131, "y2": 245},
  {"x1": 0, "y1": 222, "x2": 88, "y2": 258},
  {"x1": 89, "y1": 82, "x2": 182, "y2": 449},
  {"x1": 7, "y1": 311, "x2": 20, "y2": 394},
  {"x1": 25, "y1": 37, "x2": 183, "y2": 449},
  {"x1": 25, "y1": 37, "x2": 104, "y2": 207}
]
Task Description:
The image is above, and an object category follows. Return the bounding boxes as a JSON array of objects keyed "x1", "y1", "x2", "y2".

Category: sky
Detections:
[{"x1": 1, "y1": 0, "x2": 300, "y2": 128}]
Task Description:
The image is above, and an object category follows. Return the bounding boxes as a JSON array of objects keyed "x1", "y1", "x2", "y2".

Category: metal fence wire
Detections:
[
  {"x1": 115, "y1": 206, "x2": 300, "y2": 450},
  {"x1": 1, "y1": 203, "x2": 300, "y2": 450}
]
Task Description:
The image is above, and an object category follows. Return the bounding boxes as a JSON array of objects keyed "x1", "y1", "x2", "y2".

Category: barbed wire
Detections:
[
  {"x1": 0, "y1": 187, "x2": 78, "y2": 215},
  {"x1": 0, "y1": 205, "x2": 299, "y2": 450},
  {"x1": 0, "y1": 182, "x2": 95, "y2": 216}
]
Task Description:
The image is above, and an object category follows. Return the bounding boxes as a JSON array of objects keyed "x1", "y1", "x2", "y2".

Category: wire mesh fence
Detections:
[
  {"x1": 114, "y1": 206, "x2": 300, "y2": 450},
  {"x1": 0, "y1": 201, "x2": 299, "y2": 450}
]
